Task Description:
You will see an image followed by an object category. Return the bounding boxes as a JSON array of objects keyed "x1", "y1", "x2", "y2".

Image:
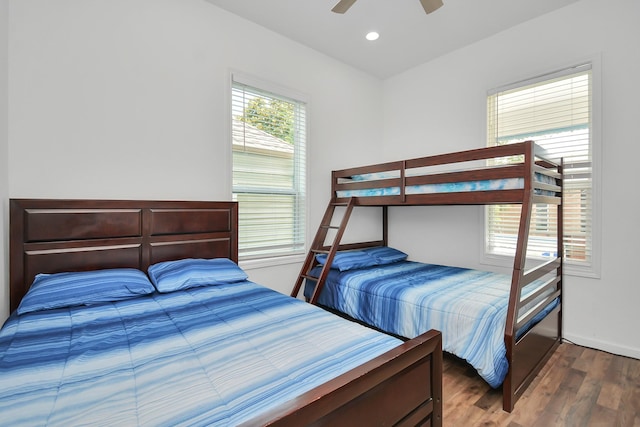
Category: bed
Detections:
[
  {"x1": 303, "y1": 257, "x2": 559, "y2": 389},
  {"x1": 291, "y1": 140, "x2": 563, "y2": 412},
  {"x1": 3, "y1": 199, "x2": 443, "y2": 427}
]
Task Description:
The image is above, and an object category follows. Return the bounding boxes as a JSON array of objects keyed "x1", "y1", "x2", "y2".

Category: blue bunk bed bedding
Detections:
[
  {"x1": 0, "y1": 279, "x2": 401, "y2": 426},
  {"x1": 336, "y1": 171, "x2": 556, "y2": 198},
  {"x1": 304, "y1": 260, "x2": 558, "y2": 388}
]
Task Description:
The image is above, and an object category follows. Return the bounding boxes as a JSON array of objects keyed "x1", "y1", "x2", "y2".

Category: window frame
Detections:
[
  {"x1": 229, "y1": 71, "x2": 309, "y2": 266},
  {"x1": 481, "y1": 58, "x2": 602, "y2": 279}
]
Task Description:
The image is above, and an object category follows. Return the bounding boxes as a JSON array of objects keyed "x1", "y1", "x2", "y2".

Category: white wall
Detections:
[
  {"x1": 382, "y1": 0, "x2": 640, "y2": 359},
  {"x1": 0, "y1": 0, "x2": 8, "y2": 323},
  {"x1": 2, "y1": 0, "x2": 385, "y2": 318},
  {"x1": 4, "y1": 0, "x2": 639, "y2": 362}
]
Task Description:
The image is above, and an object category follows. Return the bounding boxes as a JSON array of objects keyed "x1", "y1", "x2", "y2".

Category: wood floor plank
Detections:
[
  {"x1": 442, "y1": 342, "x2": 640, "y2": 427},
  {"x1": 597, "y1": 381, "x2": 624, "y2": 411},
  {"x1": 557, "y1": 377, "x2": 600, "y2": 426},
  {"x1": 606, "y1": 352, "x2": 629, "y2": 384},
  {"x1": 572, "y1": 345, "x2": 597, "y2": 373},
  {"x1": 587, "y1": 404, "x2": 619, "y2": 427},
  {"x1": 589, "y1": 350, "x2": 614, "y2": 380},
  {"x1": 528, "y1": 367, "x2": 586, "y2": 427}
]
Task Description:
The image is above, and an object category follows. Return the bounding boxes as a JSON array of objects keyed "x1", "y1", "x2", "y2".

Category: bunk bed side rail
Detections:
[
  {"x1": 332, "y1": 141, "x2": 538, "y2": 179},
  {"x1": 332, "y1": 141, "x2": 563, "y2": 206}
]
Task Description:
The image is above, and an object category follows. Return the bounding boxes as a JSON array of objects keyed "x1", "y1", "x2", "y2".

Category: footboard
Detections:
[
  {"x1": 504, "y1": 304, "x2": 561, "y2": 411},
  {"x1": 243, "y1": 329, "x2": 443, "y2": 427}
]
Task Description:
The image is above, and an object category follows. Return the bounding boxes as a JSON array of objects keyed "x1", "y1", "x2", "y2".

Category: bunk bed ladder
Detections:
[{"x1": 291, "y1": 197, "x2": 356, "y2": 304}]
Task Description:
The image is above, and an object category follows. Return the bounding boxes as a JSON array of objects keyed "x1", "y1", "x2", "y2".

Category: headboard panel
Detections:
[{"x1": 10, "y1": 199, "x2": 238, "y2": 312}]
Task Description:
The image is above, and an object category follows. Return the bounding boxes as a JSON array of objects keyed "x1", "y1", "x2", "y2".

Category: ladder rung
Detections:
[{"x1": 291, "y1": 198, "x2": 355, "y2": 302}]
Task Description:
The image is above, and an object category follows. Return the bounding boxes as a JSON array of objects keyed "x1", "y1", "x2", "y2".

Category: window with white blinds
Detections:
[
  {"x1": 231, "y1": 77, "x2": 307, "y2": 260},
  {"x1": 486, "y1": 63, "x2": 593, "y2": 270}
]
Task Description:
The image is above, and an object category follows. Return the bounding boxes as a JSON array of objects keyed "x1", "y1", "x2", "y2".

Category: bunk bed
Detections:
[
  {"x1": 3, "y1": 199, "x2": 443, "y2": 427},
  {"x1": 290, "y1": 140, "x2": 563, "y2": 412}
]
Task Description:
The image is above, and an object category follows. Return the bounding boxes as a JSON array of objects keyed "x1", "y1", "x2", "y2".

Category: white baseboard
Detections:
[{"x1": 563, "y1": 333, "x2": 640, "y2": 360}]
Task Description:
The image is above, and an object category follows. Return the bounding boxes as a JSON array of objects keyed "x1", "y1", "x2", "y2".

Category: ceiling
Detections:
[{"x1": 205, "y1": 0, "x2": 580, "y2": 79}]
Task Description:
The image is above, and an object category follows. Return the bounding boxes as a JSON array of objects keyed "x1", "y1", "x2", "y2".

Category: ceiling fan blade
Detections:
[
  {"x1": 332, "y1": 0, "x2": 358, "y2": 14},
  {"x1": 419, "y1": 0, "x2": 444, "y2": 14}
]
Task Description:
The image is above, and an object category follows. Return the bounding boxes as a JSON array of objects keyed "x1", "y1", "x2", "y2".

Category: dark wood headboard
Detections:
[{"x1": 9, "y1": 199, "x2": 238, "y2": 313}]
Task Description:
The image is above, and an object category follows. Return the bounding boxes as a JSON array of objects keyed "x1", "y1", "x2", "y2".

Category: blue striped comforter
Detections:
[
  {"x1": 336, "y1": 172, "x2": 557, "y2": 198},
  {"x1": 305, "y1": 261, "x2": 557, "y2": 388},
  {"x1": 0, "y1": 281, "x2": 401, "y2": 426}
]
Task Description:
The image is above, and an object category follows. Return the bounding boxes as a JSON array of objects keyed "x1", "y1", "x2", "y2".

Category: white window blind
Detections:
[
  {"x1": 486, "y1": 64, "x2": 592, "y2": 267},
  {"x1": 232, "y1": 78, "x2": 307, "y2": 259}
]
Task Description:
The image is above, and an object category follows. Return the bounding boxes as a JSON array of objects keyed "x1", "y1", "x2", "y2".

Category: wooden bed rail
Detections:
[
  {"x1": 332, "y1": 141, "x2": 563, "y2": 206},
  {"x1": 243, "y1": 329, "x2": 443, "y2": 427}
]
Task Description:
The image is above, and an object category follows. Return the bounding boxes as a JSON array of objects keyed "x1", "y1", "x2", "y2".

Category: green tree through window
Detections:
[{"x1": 238, "y1": 97, "x2": 295, "y2": 143}]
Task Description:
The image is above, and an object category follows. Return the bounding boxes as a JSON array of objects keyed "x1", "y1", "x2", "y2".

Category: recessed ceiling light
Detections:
[{"x1": 365, "y1": 31, "x2": 379, "y2": 41}]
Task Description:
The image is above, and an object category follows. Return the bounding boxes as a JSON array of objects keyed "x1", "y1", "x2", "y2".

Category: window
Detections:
[
  {"x1": 486, "y1": 63, "x2": 596, "y2": 274},
  {"x1": 231, "y1": 76, "x2": 307, "y2": 260}
]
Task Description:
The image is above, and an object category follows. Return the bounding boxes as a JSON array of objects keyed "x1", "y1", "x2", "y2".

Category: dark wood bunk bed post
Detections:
[
  {"x1": 293, "y1": 140, "x2": 563, "y2": 413},
  {"x1": 503, "y1": 143, "x2": 564, "y2": 412}
]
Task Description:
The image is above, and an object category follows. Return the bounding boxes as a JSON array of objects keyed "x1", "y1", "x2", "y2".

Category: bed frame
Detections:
[
  {"x1": 9, "y1": 198, "x2": 443, "y2": 427},
  {"x1": 291, "y1": 140, "x2": 563, "y2": 412}
]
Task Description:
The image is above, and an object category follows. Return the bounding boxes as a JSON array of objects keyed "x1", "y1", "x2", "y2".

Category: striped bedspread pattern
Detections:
[
  {"x1": 336, "y1": 172, "x2": 556, "y2": 198},
  {"x1": 306, "y1": 261, "x2": 552, "y2": 388},
  {"x1": 0, "y1": 281, "x2": 401, "y2": 426}
]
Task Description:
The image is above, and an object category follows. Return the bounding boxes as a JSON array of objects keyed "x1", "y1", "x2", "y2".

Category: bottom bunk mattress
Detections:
[
  {"x1": 0, "y1": 280, "x2": 402, "y2": 426},
  {"x1": 305, "y1": 260, "x2": 558, "y2": 388}
]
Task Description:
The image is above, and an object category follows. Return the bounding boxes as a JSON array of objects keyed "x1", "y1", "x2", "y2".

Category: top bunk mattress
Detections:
[{"x1": 336, "y1": 171, "x2": 556, "y2": 198}]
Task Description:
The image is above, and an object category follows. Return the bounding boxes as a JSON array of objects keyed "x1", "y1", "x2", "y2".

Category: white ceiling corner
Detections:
[{"x1": 205, "y1": 0, "x2": 581, "y2": 79}]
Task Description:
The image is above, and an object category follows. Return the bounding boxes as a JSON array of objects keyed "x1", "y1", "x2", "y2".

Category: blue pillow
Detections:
[
  {"x1": 148, "y1": 258, "x2": 249, "y2": 293},
  {"x1": 17, "y1": 268, "x2": 155, "y2": 315},
  {"x1": 315, "y1": 250, "x2": 378, "y2": 271},
  {"x1": 364, "y1": 246, "x2": 408, "y2": 265}
]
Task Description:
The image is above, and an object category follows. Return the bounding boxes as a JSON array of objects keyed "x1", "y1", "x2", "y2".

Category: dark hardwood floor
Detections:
[{"x1": 443, "y1": 342, "x2": 640, "y2": 426}]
